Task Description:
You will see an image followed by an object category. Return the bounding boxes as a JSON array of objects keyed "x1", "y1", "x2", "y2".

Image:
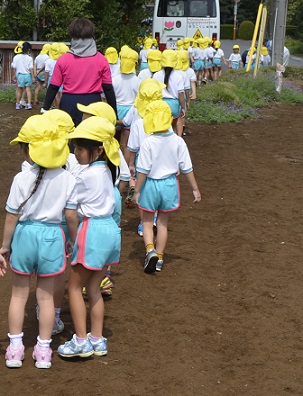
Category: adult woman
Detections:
[{"x1": 42, "y1": 18, "x2": 116, "y2": 125}]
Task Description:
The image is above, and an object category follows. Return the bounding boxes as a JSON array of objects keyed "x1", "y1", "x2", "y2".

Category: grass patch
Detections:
[
  {"x1": 0, "y1": 84, "x2": 46, "y2": 103},
  {"x1": 188, "y1": 68, "x2": 303, "y2": 123}
]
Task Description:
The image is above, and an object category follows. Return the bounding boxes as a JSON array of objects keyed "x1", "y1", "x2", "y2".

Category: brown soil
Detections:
[{"x1": 0, "y1": 101, "x2": 302, "y2": 396}]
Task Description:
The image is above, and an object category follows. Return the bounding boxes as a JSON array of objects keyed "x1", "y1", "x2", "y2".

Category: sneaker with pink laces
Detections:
[
  {"x1": 32, "y1": 344, "x2": 52, "y2": 369},
  {"x1": 5, "y1": 344, "x2": 25, "y2": 368}
]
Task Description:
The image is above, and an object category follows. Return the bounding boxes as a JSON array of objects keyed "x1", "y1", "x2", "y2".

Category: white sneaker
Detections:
[
  {"x1": 20, "y1": 99, "x2": 27, "y2": 107},
  {"x1": 40, "y1": 107, "x2": 46, "y2": 114}
]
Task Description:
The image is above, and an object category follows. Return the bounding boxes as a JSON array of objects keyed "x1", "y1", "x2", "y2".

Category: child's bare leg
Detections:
[
  {"x1": 86, "y1": 268, "x2": 106, "y2": 337},
  {"x1": 142, "y1": 211, "x2": 155, "y2": 248},
  {"x1": 68, "y1": 264, "x2": 90, "y2": 338},
  {"x1": 36, "y1": 276, "x2": 55, "y2": 340},
  {"x1": 16, "y1": 87, "x2": 22, "y2": 104},
  {"x1": 25, "y1": 86, "x2": 32, "y2": 105},
  {"x1": 155, "y1": 211, "x2": 169, "y2": 255},
  {"x1": 8, "y1": 273, "x2": 30, "y2": 334}
]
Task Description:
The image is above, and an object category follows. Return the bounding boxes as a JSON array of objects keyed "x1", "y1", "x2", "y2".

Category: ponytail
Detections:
[
  {"x1": 164, "y1": 67, "x2": 173, "y2": 89},
  {"x1": 18, "y1": 166, "x2": 46, "y2": 213}
]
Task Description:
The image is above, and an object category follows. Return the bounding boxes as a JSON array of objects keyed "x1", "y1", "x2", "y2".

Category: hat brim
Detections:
[{"x1": 77, "y1": 103, "x2": 97, "y2": 116}]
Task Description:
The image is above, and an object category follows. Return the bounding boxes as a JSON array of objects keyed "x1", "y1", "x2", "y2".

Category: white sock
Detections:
[
  {"x1": 8, "y1": 332, "x2": 24, "y2": 347},
  {"x1": 37, "y1": 335, "x2": 52, "y2": 349}
]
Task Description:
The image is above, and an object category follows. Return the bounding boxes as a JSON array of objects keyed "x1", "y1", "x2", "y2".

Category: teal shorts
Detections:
[
  {"x1": 10, "y1": 221, "x2": 66, "y2": 277},
  {"x1": 193, "y1": 60, "x2": 204, "y2": 71},
  {"x1": 163, "y1": 97, "x2": 181, "y2": 118},
  {"x1": 138, "y1": 175, "x2": 180, "y2": 212},
  {"x1": 17, "y1": 73, "x2": 32, "y2": 87},
  {"x1": 213, "y1": 58, "x2": 221, "y2": 67},
  {"x1": 71, "y1": 217, "x2": 121, "y2": 270}
]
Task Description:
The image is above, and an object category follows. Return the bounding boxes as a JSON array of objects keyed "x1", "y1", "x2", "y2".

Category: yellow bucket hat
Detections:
[
  {"x1": 42, "y1": 109, "x2": 75, "y2": 134},
  {"x1": 214, "y1": 40, "x2": 221, "y2": 49},
  {"x1": 261, "y1": 46, "x2": 269, "y2": 56},
  {"x1": 177, "y1": 39, "x2": 183, "y2": 50},
  {"x1": 105, "y1": 47, "x2": 119, "y2": 64},
  {"x1": 119, "y1": 44, "x2": 130, "y2": 58},
  {"x1": 183, "y1": 37, "x2": 190, "y2": 49},
  {"x1": 66, "y1": 117, "x2": 120, "y2": 166},
  {"x1": 49, "y1": 42, "x2": 61, "y2": 60},
  {"x1": 59, "y1": 43, "x2": 69, "y2": 55},
  {"x1": 120, "y1": 49, "x2": 138, "y2": 74},
  {"x1": 14, "y1": 41, "x2": 24, "y2": 54},
  {"x1": 40, "y1": 43, "x2": 50, "y2": 55},
  {"x1": 147, "y1": 49, "x2": 162, "y2": 72},
  {"x1": 10, "y1": 115, "x2": 70, "y2": 168},
  {"x1": 144, "y1": 38, "x2": 153, "y2": 49},
  {"x1": 143, "y1": 100, "x2": 172, "y2": 134},
  {"x1": 177, "y1": 50, "x2": 189, "y2": 71},
  {"x1": 77, "y1": 102, "x2": 116, "y2": 125},
  {"x1": 161, "y1": 50, "x2": 177, "y2": 68},
  {"x1": 134, "y1": 79, "x2": 165, "y2": 118}
]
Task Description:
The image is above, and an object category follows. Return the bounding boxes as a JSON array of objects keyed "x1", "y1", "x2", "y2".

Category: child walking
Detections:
[
  {"x1": 11, "y1": 41, "x2": 35, "y2": 110},
  {"x1": 134, "y1": 100, "x2": 201, "y2": 273},
  {"x1": 0, "y1": 115, "x2": 78, "y2": 369},
  {"x1": 58, "y1": 116, "x2": 121, "y2": 358}
]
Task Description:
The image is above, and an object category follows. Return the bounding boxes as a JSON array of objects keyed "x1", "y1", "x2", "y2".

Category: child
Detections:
[
  {"x1": 11, "y1": 41, "x2": 35, "y2": 110},
  {"x1": 0, "y1": 115, "x2": 78, "y2": 369},
  {"x1": 133, "y1": 100, "x2": 201, "y2": 273},
  {"x1": 58, "y1": 116, "x2": 121, "y2": 358},
  {"x1": 212, "y1": 40, "x2": 227, "y2": 80},
  {"x1": 138, "y1": 49, "x2": 162, "y2": 81},
  {"x1": 34, "y1": 44, "x2": 50, "y2": 105},
  {"x1": 44, "y1": 42, "x2": 62, "y2": 108},
  {"x1": 153, "y1": 49, "x2": 186, "y2": 134},
  {"x1": 127, "y1": 79, "x2": 165, "y2": 235},
  {"x1": 228, "y1": 45, "x2": 242, "y2": 70},
  {"x1": 105, "y1": 47, "x2": 120, "y2": 77},
  {"x1": 139, "y1": 37, "x2": 153, "y2": 71}
]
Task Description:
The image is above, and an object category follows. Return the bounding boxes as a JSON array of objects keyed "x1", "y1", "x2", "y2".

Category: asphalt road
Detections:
[{"x1": 220, "y1": 39, "x2": 303, "y2": 70}]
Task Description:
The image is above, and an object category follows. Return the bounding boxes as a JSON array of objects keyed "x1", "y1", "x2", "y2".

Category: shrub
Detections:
[
  {"x1": 220, "y1": 24, "x2": 234, "y2": 39},
  {"x1": 238, "y1": 21, "x2": 254, "y2": 40}
]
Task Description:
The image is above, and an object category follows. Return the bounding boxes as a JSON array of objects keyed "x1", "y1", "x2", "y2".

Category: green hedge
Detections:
[
  {"x1": 238, "y1": 21, "x2": 254, "y2": 40},
  {"x1": 286, "y1": 25, "x2": 299, "y2": 39},
  {"x1": 220, "y1": 24, "x2": 234, "y2": 39}
]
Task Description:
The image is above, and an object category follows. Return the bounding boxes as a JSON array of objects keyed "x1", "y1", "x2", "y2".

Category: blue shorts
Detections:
[
  {"x1": 213, "y1": 58, "x2": 221, "y2": 67},
  {"x1": 163, "y1": 98, "x2": 181, "y2": 119},
  {"x1": 140, "y1": 62, "x2": 149, "y2": 71},
  {"x1": 60, "y1": 92, "x2": 101, "y2": 126},
  {"x1": 36, "y1": 71, "x2": 45, "y2": 82},
  {"x1": 17, "y1": 73, "x2": 32, "y2": 87},
  {"x1": 10, "y1": 221, "x2": 66, "y2": 277},
  {"x1": 205, "y1": 60, "x2": 212, "y2": 69},
  {"x1": 138, "y1": 175, "x2": 180, "y2": 212},
  {"x1": 193, "y1": 60, "x2": 204, "y2": 71},
  {"x1": 232, "y1": 61, "x2": 240, "y2": 69},
  {"x1": 113, "y1": 186, "x2": 122, "y2": 226},
  {"x1": 71, "y1": 217, "x2": 121, "y2": 270},
  {"x1": 117, "y1": 105, "x2": 131, "y2": 129}
]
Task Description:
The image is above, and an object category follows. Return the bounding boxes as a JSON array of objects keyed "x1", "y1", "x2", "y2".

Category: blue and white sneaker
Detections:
[
  {"x1": 52, "y1": 319, "x2": 64, "y2": 335},
  {"x1": 137, "y1": 222, "x2": 143, "y2": 237},
  {"x1": 156, "y1": 259, "x2": 164, "y2": 272},
  {"x1": 58, "y1": 334, "x2": 94, "y2": 358},
  {"x1": 153, "y1": 211, "x2": 158, "y2": 227},
  {"x1": 144, "y1": 249, "x2": 158, "y2": 274},
  {"x1": 87, "y1": 333, "x2": 108, "y2": 356}
]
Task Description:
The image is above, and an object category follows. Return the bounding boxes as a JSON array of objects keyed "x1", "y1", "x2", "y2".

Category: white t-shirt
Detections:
[
  {"x1": 228, "y1": 53, "x2": 242, "y2": 62},
  {"x1": 76, "y1": 161, "x2": 115, "y2": 218},
  {"x1": 122, "y1": 105, "x2": 140, "y2": 126},
  {"x1": 185, "y1": 67, "x2": 196, "y2": 82},
  {"x1": 205, "y1": 46, "x2": 216, "y2": 60},
  {"x1": 11, "y1": 53, "x2": 33, "y2": 74},
  {"x1": 127, "y1": 118, "x2": 147, "y2": 153},
  {"x1": 139, "y1": 49, "x2": 151, "y2": 63},
  {"x1": 153, "y1": 69, "x2": 184, "y2": 99},
  {"x1": 176, "y1": 69, "x2": 190, "y2": 90},
  {"x1": 118, "y1": 149, "x2": 131, "y2": 183},
  {"x1": 34, "y1": 53, "x2": 49, "y2": 71},
  {"x1": 213, "y1": 48, "x2": 225, "y2": 59},
  {"x1": 192, "y1": 47, "x2": 206, "y2": 61},
  {"x1": 112, "y1": 73, "x2": 141, "y2": 106},
  {"x1": 6, "y1": 166, "x2": 77, "y2": 223},
  {"x1": 138, "y1": 68, "x2": 153, "y2": 81},
  {"x1": 137, "y1": 131, "x2": 193, "y2": 179},
  {"x1": 45, "y1": 58, "x2": 57, "y2": 77},
  {"x1": 109, "y1": 62, "x2": 120, "y2": 77}
]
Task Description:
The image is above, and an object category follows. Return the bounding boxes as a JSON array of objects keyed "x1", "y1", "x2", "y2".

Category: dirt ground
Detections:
[{"x1": 0, "y1": 100, "x2": 302, "y2": 396}]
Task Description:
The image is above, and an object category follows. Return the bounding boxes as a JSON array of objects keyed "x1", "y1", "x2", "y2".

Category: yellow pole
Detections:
[
  {"x1": 254, "y1": 6, "x2": 268, "y2": 77},
  {"x1": 246, "y1": 3, "x2": 263, "y2": 72}
]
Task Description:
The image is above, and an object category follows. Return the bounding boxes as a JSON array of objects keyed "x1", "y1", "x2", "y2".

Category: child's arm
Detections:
[
  {"x1": 190, "y1": 80, "x2": 197, "y2": 100},
  {"x1": 0, "y1": 212, "x2": 19, "y2": 257},
  {"x1": 44, "y1": 71, "x2": 49, "y2": 88},
  {"x1": 133, "y1": 171, "x2": 147, "y2": 204},
  {"x1": 0, "y1": 254, "x2": 7, "y2": 276},
  {"x1": 64, "y1": 208, "x2": 79, "y2": 255},
  {"x1": 128, "y1": 151, "x2": 137, "y2": 178},
  {"x1": 184, "y1": 171, "x2": 201, "y2": 203}
]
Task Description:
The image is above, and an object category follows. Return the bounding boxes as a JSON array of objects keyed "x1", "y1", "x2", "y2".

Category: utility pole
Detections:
[
  {"x1": 33, "y1": 0, "x2": 39, "y2": 40},
  {"x1": 233, "y1": 0, "x2": 241, "y2": 40},
  {"x1": 271, "y1": 0, "x2": 288, "y2": 66}
]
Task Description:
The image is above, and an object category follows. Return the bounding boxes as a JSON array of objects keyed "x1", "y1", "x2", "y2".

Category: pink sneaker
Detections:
[
  {"x1": 32, "y1": 344, "x2": 52, "y2": 369},
  {"x1": 5, "y1": 344, "x2": 25, "y2": 368}
]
